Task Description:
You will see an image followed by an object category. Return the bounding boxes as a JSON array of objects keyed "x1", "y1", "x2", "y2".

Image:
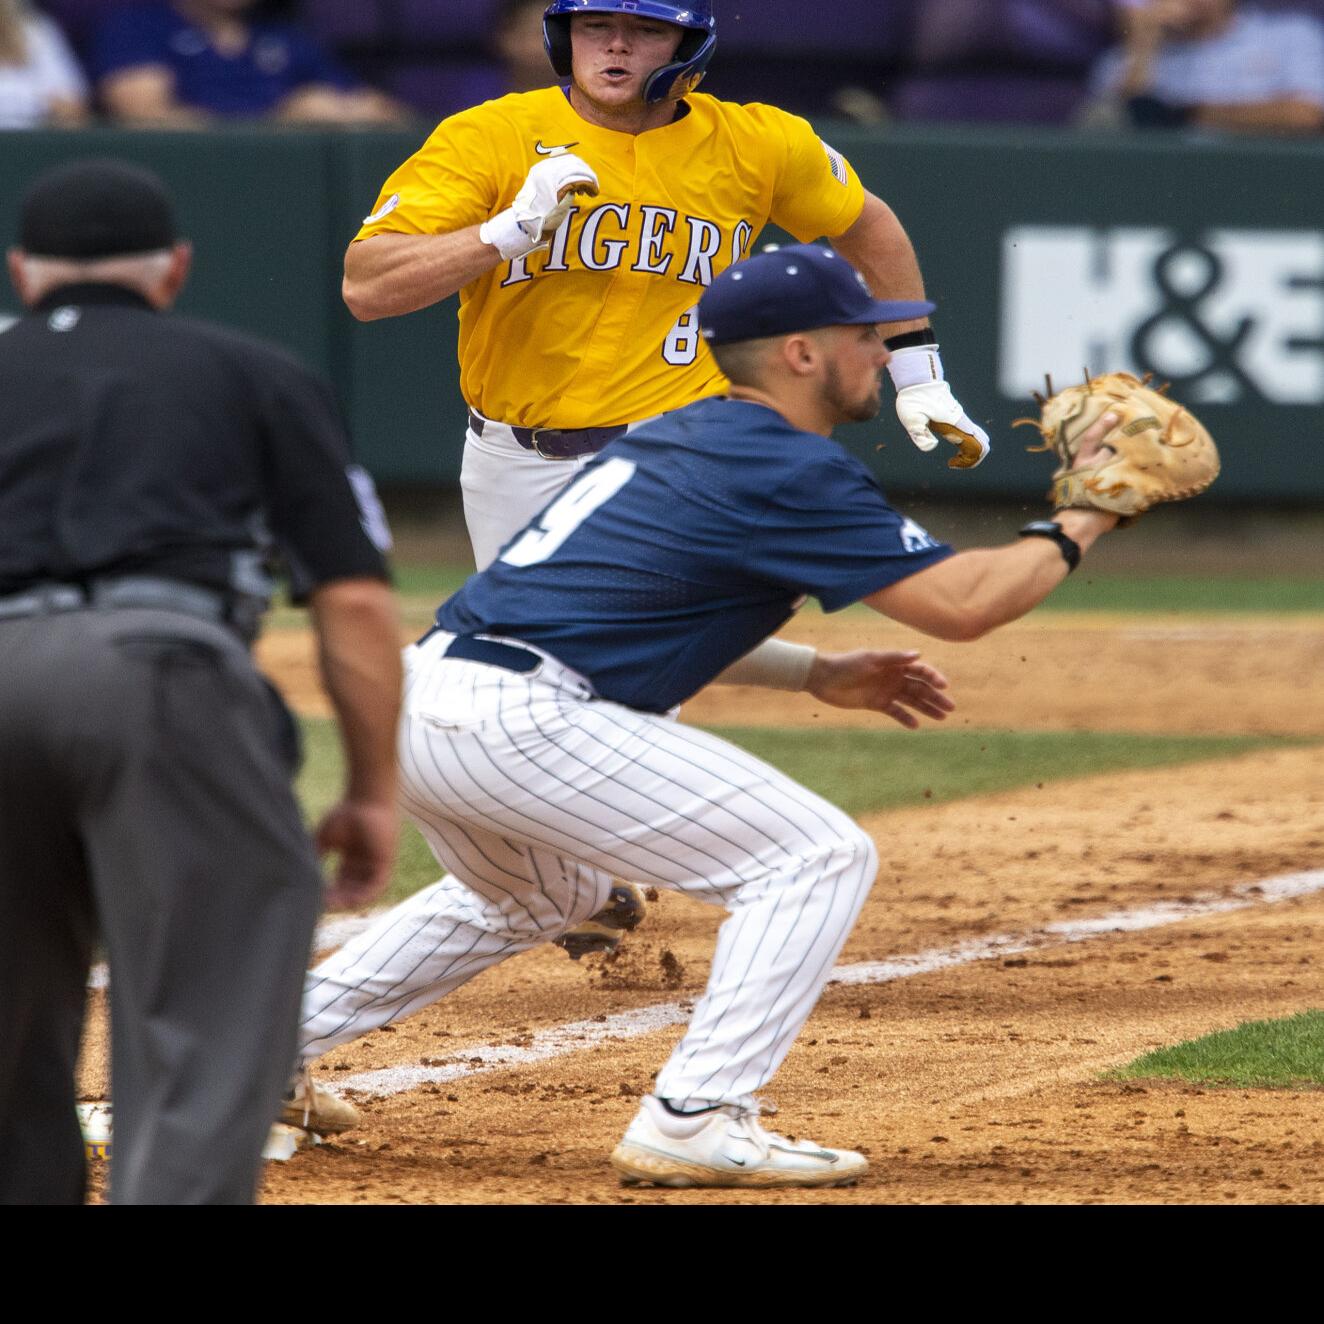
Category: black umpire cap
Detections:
[{"x1": 18, "y1": 158, "x2": 178, "y2": 260}]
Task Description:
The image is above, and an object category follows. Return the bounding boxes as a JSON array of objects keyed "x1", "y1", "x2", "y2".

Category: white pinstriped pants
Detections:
[{"x1": 298, "y1": 633, "x2": 879, "y2": 1108}]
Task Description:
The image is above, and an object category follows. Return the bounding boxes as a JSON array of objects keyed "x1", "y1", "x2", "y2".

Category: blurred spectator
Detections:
[
  {"x1": 493, "y1": 0, "x2": 556, "y2": 94},
  {"x1": 93, "y1": 0, "x2": 411, "y2": 125},
  {"x1": 0, "y1": 0, "x2": 90, "y2": 126},
  {"x1": 888, "y1": 0, "x2": 1115, "y2": 126},
  {"x1": 1084, "y1": 0, "x2": 1324, "y2": 133},
  {"x1": 325, "y1": 0, "x2": 557, "y2": 123},
  {"x1": 28, "y1": 1, "x2": 132, "y2": 63}
]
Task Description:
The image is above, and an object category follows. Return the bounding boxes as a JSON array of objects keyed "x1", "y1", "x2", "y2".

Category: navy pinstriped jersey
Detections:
[{"x1": 436, "y1": 397, "x2": 953, "y2": 712}]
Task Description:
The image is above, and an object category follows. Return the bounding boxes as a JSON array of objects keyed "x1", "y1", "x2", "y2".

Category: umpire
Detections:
[{"x1": 0, "y1": 159, "x2": 403, "y2": 1205}]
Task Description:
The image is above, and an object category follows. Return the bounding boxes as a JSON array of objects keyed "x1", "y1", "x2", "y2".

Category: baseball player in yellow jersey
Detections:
[
  {"x1": 329, "y1": 0, "x2": 988, "y2": 980},
  {"x1": 346, "y1": 0, "x2": 990, "y2": 564}
]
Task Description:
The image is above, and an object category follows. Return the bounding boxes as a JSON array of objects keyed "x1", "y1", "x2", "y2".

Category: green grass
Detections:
[
  {"x1": 295, "y1": 718, "x2": 1306, "y2": 904},
  {"x1": 1038, "y1": 575, "x2": 1324, "y2": 614},
  {"x1": 703, "y1": 727, "x2": 1299, "y2": 819},
  {"x1": 1107, "y1": 1011, "x2": 1324, "y2": 1089},
  {"x1": 262, "y1": 561, "x2": 1324, "y2": 634},
  {"x1": 321, "y1": 559, "x2": 1324, "y2": 617},
  {"x1": 295, "y1": 719, "x2": 439, "y2": 906},
  {"x1": 813, "y1": 575, "x2": 1324, "y2": 617},
  {"x1": 264, "y1": 560, "x2": 467, "y2": 633},
  {"x1": 391, "y1": 562, "x2": 472, "y2": 601}
]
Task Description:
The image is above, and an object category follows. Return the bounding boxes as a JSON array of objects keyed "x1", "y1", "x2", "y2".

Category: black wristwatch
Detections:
[{"x1": 1018, "y1": 520, "x2": 1081, "y2": 572}]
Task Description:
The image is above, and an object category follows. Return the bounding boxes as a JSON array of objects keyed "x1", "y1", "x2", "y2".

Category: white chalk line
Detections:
[{"x1": 333, "y1": 868, "x2": 1324, "y2": 1099}]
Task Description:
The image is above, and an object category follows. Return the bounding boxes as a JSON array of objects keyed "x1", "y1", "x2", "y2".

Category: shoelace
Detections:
[
  {"x1": 724, "y1": 1100, "x2": 830, "y2": 1158},
  {"x1": 722, "y1": 1103, "x2": 786, "y2": 1157}
]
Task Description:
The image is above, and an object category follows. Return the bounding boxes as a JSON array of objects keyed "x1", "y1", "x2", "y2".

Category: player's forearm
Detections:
[
  {"x1": 342, "y1": 230, "x2": 505, "y2": 320},
  {"x1": 866, "y1": 511, "x2": 1116, "y2": 640},
  {"x1": 923, "y1": 543, "x2": 1076, "y2": 639},
  {"x1": 308, "y1": 578, "x2": 403, "y2": 803},
  {"x1": 830, "y1": 191, "x2": 929, "y2": 337}
]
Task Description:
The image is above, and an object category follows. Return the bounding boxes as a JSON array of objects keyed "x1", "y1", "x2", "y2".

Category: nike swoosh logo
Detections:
[
  {"x1": 723, "y1": 1156, "x2": 747, "y2": 1167},
  {"x1": 770, "y1": 1142, "x2": 838, "y2": 1162},
  {"x1": 535, "y1": 140, "x2": 580, "y2": 156}
]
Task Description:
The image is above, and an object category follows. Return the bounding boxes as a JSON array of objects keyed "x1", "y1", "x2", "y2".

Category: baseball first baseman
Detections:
[
  {"x1": 339, "y1": 0, "x2": 990, "y2": 968},
  {"x1": 297, "y1": 244, "x2": 1132, "y2": 1186}
]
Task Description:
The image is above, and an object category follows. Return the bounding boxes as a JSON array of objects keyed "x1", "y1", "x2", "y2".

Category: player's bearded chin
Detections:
[{"x1": 824, "y1": 357, "x2": 883, "y2": 424}]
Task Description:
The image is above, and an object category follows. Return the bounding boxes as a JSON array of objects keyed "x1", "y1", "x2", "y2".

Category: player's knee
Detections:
[
  {"x1": 809, "y1": 822, "x2": 877, "y2": 889},
  {"x1": 841, "y1": 824, "x2": 879, "y2": 887}
]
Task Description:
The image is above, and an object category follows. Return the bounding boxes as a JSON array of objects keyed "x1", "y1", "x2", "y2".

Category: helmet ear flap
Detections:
[
  {"x1": 641, "y1": 26, "x2": 717, "y2": 103},
  {"x1": 543, "y1": 14, "x2": 573, "y2": 78}
]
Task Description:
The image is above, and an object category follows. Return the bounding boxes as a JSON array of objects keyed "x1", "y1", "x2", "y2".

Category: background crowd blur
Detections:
[{"x1": 2, "y1": 0, "x2": 1322, "y2": 135}]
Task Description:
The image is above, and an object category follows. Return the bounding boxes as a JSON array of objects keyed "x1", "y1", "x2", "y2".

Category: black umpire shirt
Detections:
[{"x1": 0, "y1": 282, "x2": 389, "y2": 609}]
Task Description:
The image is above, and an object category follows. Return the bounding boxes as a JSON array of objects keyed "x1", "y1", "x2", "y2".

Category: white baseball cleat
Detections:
[
  {"x1": 279, "y1": 1067, "x2": 361, "y2": 1135},
  {"x1": 610, "y1": 1095, "x2": 867, "y2": 1189}
]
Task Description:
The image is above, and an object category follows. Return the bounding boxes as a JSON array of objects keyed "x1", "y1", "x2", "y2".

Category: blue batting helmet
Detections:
[{"x1": 543, "y1": 1, "x2": 717, "y2": 104}]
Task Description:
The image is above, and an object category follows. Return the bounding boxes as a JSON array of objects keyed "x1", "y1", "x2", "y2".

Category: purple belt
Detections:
[{"x1": 467, "y1": 409, "x2": 627, "y2": 460}]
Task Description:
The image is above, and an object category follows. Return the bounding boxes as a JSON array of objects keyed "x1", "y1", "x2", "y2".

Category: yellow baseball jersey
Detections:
[{"x1": 354, "y1": 88, "x2": 865, "y2": 429}]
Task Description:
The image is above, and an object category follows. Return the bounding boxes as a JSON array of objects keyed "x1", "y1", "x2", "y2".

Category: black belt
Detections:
[
  {"x1": 0, "y1": 577, "x2": 259, "y2": 641},
  {"x1": 418, "y1": 627, "x2": 542, "y2": 674},
  {"x1": 467, "y1": 409, "x2": 626, "y2": 460}
]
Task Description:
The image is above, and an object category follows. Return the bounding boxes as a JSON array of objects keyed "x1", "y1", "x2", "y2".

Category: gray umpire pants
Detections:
[{"x1": 0, "y1": 608, "x2": 323, "y2": 1205}]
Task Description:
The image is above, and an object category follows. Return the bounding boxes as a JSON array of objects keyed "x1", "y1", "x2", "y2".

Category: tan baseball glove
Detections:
[{"x1": 1015, "y1": 371, "x2": 1220, "y2": 518}]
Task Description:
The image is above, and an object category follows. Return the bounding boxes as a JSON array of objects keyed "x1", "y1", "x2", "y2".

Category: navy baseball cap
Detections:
[
  {"x1": 18, "y1": 159, "x2": 178, "y2": 260},
  {"x1": 699, "y1": 243, "x2": 935, "y2": 346}
]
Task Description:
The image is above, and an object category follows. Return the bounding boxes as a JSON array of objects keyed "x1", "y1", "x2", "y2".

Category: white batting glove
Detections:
[
  {"x1": 887, "y1": 343, "x2": 991, "y2": 470},
  {"x1": 479, "y1": 154, "x2": 599, "y2": 262}
]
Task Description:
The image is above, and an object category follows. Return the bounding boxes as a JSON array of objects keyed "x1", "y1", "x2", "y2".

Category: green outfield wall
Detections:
[{"x1": 2, "y1": 125, "x2": 1319, "y2": 502}]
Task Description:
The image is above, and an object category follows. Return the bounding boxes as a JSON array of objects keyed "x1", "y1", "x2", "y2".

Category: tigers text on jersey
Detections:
[
  {"x1": 354, "y1": 89, "x2": 865, "y2": 430},
  {"x1": 436, "y1": 397, "x2": 953, "y2": 712}
]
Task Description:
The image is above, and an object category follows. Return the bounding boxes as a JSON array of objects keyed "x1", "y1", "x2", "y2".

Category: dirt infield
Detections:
[
  {"x1": 255, "y1": 611, "x2": 1324, "y2": 736},
  {"x1": 82, "y1": 609, "x2": 1324, "y2": 1203}
]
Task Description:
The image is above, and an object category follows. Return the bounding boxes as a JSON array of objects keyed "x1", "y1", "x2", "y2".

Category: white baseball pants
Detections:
[
  {"x1": 298, "y1": 632, "x2": 878, "y2": 1109},
  {"x1": 459, "y1": 414, "x2": 653, "y2": 571}
]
